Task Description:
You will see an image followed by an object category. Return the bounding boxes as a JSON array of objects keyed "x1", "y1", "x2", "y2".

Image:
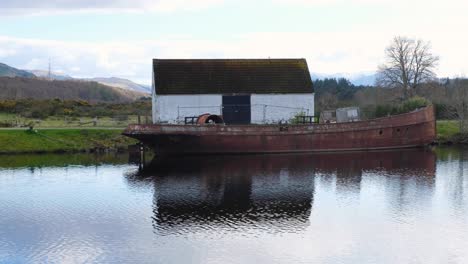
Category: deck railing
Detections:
[{"x1": 176, "y1": 104, "x2": 312, "y2": 124}]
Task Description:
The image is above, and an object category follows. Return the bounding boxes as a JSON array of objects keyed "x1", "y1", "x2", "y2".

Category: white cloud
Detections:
[
  {"x1": 0, "y1": 48, "x2": 17, "y2": 58},
  {"x1": 0, "y1": 0, "x2": 225, "y2": 15},
  {"x1": 274, "y1": 0, "x2": 393, "y2": 5},
  {"x1": 1, "y1": 18, "x2": 467, "y2": 84},
  {"x1": 23, "y1": 58, "x2": 44, "y2": 69},
  {"x1": 275, "y1": 0, "x2": 465, "y2": 7},
  {"x1": 70, "y1": 67, "x2": 81, "y2": 73}
]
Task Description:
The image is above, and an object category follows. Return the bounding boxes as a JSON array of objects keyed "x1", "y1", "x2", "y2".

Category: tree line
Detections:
[{"x1": 314, "y1": 36, "x2": 468, "y2": 126}]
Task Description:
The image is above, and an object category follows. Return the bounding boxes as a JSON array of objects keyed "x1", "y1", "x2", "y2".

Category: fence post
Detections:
[{"x1": 177, "y1": 106, "x2": 180, "y2": 123}]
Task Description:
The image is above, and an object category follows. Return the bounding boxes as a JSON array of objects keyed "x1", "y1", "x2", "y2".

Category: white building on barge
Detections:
[{"x1": 152, "y1": 59, "x2": 314, "y2": 125}]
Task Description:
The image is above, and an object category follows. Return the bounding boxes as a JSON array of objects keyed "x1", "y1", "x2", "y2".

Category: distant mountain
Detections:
[
  {"x1": 27, "y1": 70, "x2": 73, "y2": 81},
  {"x1": 0, "y1": 77, "x2": 147, "y2": 102},
  {"x1": 312, "y1": 72, "x2": 377, "y2": 86},
  {"x1": 30, "y1": 69, "x2": 151, "y2": 94},
  {"x1": 0, "y1": 63, "x2": 36, "y2": 78},
  {"x1": 347, "y1": 73, "x2": 377, "y2": 86},
  {"x1": 28, "y1": 69, "x2": 151, "y2": 94},
  {"x1": 0, "y1": 62, "x2": 149, "y2": 101},
  {"x1": 87, "y1": 77, "x2": 151, "y2": 93}
]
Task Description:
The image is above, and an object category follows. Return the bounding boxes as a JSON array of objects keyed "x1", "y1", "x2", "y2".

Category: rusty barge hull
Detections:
[{"x1": 123, "y1": 106, "x2": 436, "y2": 155}]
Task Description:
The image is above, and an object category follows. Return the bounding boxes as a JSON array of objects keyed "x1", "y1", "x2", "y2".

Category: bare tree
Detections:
[
  {"x1": 377, "y1": 36, "x2": 439, "y2": 99},
  {"x1": 317, "y1": 92, "x2": 338, "y2": 112},
  {"x1": 448, "y1": 78, "x2": 468, "y2": 133}
]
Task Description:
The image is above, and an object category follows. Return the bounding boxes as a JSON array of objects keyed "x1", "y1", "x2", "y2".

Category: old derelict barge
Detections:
[
  {"x1": 124, "y1": 106, "x2": 435, "y2": 154},
  {"x1": 123, "y1": 59, "x2": 436, "y2": 155}
]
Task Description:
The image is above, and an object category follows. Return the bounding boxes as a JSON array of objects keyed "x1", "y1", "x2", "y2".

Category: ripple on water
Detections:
[{"x1": 1, "y1": 149, "x2": 468, "y2": 263}]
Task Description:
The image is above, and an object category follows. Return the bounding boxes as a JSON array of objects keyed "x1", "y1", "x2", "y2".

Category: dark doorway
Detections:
[{"x1": 222, "y1": 95, "x2": 251, "y2": 124}]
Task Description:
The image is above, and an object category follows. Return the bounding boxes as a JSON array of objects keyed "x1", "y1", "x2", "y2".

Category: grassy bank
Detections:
[
  {"x1": 0, "y1": 113, "x2": 143, "y2": 128},
  {"x1": 0, "y1": 128, "x2": 137, "y2": 154},
  {"x1": 435, "y1": 120, "x2": 468, "y2": 144},
  {"x1": 0, "y1": 121, "x2": 465, "y2": 154}
]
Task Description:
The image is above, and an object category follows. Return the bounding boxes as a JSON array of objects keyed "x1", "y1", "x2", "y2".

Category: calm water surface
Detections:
[{"x1": 0, "y1": 148, "x2": 467, "y2": 263}]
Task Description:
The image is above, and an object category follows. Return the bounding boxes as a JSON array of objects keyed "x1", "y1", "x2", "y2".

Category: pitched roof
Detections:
[{"x1": 153, "y1": 59, "x2": 313, "y2": 95}]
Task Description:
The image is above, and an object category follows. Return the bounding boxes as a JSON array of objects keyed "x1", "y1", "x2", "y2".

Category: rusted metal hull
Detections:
[{"x1": 123, "y1": 106, "x2": 436, "y2": 155}]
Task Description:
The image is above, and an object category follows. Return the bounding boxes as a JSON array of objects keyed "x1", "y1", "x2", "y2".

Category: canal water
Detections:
[{"x1": 0, "y1": 148, "x2": 467, "y2": 263}]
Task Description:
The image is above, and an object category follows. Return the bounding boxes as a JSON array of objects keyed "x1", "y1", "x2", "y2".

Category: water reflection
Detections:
[
  {"x1": 128, "y1": 148, "x2": 436, "y2": 235},
  {"x1": 2, "y1": 148, "x2": 468, "y2": 263},
  {"x1": 435, "y1": 147, "x2": 468, "y2": 215},
  {"x1": 0, "y1": 152, "x2": 130, "y2": 169}
]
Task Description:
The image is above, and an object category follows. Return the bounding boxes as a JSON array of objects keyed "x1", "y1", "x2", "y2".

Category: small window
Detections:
[{"x1": 379, "y1": 130, "x2": 383, "y2": 135}]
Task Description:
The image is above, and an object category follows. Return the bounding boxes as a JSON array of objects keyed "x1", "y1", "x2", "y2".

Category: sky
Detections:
[{"x1": 0, "y1": 0, "x2": 467, "y2": 84}]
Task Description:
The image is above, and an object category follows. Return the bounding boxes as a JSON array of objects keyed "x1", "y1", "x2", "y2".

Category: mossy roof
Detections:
[{"x1": 153, "y1": 59, "x2": 314, "y2": 95}]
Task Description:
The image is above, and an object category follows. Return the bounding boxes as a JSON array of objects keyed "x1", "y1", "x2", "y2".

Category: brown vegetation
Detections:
[
  {"x1": 0, "y1": 98, "x2": 151, "y2": 120},
  {"x1": 0, "y1": 77, "x2": 147, "y2": 102}
]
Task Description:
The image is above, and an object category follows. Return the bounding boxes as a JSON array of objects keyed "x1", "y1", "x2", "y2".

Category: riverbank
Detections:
[
  {"x1": 0, "y1": 128, "x2": 137, "y2": 154},
  {"x1": 435, "y1": 120, "x2": 467, "y2": 145},
  {"x1": 0, "y1": 121, "x2": 465, "y2": 154}
]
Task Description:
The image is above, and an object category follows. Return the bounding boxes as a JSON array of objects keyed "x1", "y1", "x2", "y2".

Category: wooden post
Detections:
[{"x1": 139, "y1": 142, "x2": 145, "y2": 170}]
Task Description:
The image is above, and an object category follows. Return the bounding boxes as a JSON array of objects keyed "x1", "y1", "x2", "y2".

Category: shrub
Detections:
[
  {"x1": 290, "y1": 111, "x2": 317, "y2": 124},
  {"x1": 400, "y1": 96, "x2": 429, "y2": 113},
  {"x1": 30, "y1": 110, "x2": 48, "y2": 119},
  {"x1": 374, "y1": 96, "x2": 430, "y2": 118},
  {"x1": 0, "y1": 121, "x2": 14, "y2": 127}
]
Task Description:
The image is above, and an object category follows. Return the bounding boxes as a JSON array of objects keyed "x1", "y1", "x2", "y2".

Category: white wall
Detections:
[
  {"x1": 251, "y1": 94, "x2": 314, "y2": 124},
  {"x1": 151, "y1": 71, "x2": 157, "y2": 123},
  {"x1": 152, "y1": 93, "x2": 314, "y2": 124},
  {"x1": 154, "y1": 94, "x2": 222, "y2": 123}
]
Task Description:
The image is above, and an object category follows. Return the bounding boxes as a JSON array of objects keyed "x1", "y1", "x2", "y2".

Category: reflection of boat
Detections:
[
  {"x1": 126, "y1": 149, "x2": 436, "y2": 233},
  {"x1": 123, "y1": 106, "x2": 436, "y2": 155}
]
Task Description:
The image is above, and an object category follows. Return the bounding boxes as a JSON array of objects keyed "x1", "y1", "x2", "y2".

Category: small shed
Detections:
[
  {"x1": 320, "y1": 107, "x2": 360, "y2": 124},
  {"x1": 336, "y1": 107, "x2": 360, "y2": 123},
  {"x1": 151, "y1": 59, "x2": 314, "y2": 124}
]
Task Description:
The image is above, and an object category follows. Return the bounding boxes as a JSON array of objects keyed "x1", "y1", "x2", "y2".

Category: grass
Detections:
[
  {"x1": 0, "y1": 119, "x2": 464, "y2": 154},
  {"x1": 0, "y1": 129, "x2": 137, "y2": 154},
  {"x1": 436, "y1": 120, "x2": 460, "y2": 142},
  {"x1": 0, "y1": 114, "x2": 144, "y2": 128}
]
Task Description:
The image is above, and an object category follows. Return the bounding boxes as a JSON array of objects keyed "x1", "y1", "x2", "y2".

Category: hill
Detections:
[
  {"x1": 87, "y1": 77, "x2": 151, "y2": 93},
  {"x1": 0, "y1": 63, "x2": 36, "y2": 78},
  {"x1": 28, "y1": 70, "x2": 74, "y2": 80},
  {"x1": 0, "y1": 77, "x2": 147, "y2": 102},
  {"x1": 29, "y1": 70, "x2": 151, "y2": 93},
  {"x1": 0, "y1": 63, "x2": 151, "y2": 94}
]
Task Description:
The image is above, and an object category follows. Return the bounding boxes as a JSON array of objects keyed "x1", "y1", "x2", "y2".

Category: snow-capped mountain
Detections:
[{"x1": 311, "y1": 72, "x2": 377, "y2": 86}]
